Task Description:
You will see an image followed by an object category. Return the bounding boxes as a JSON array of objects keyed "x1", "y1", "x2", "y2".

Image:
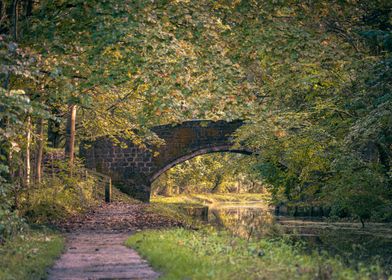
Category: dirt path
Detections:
[
  {"x1": 48, "y1": 202, "x2": 181, "y2": 280},
  {"x1": 48, "y1": 232, "x2": 159, "y2": 280}
]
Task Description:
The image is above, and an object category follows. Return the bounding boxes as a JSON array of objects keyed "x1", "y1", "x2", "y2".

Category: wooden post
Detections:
[{"x1": 105, "y1": 178, "x2": 112, "y2": 203}]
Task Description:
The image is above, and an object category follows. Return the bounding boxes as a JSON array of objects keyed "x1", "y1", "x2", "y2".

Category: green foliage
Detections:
[
  {"x1": 0, "y1": 40, "x2": 50, "y2": 240},
  {"x1": 152, "y1": 153, "x2": 264, "y2": 195},
  {"x1": 0, "y1": 229, "x2": 64, "y2": 280},
  {"x1": 327, "y1": 155, "x2": 391, "y2": 224},
  {"x1": 233, "y1": 0, "x2": 392, "y2": 221},
  {"x1": 0, "y1": 170, "x2": 26, "y2": 242},
  {"x1": 22, "y1": 0, "x2": 255, "y2": 143},
  {"x1": 126, "y1": 228, "x2": 386, "y2": 280},
  {"x1": 21, "y1": 159, "x2": 98, "y2": 224},
  {"x1": 0, "y1": 88, "x2": 35, "y2": 182},
  {"x1": 0, "y1": 206, "x2": 27, "y2": 244}
]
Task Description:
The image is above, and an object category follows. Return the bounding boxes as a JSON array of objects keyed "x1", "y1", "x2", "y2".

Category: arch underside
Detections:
[{"x1": 150, "y1": 145, "x2": 253, "y2": 183}]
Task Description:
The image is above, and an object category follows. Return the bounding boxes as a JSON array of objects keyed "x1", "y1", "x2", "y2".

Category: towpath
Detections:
[{"x1": 48, "y1": 202, "x2": 181, "y2": 280}]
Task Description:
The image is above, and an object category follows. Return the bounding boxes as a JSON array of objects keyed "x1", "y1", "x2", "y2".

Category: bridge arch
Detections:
[
  {"x1": 150, "y1": 145, "x2": 253, "y2": 183},
  {"x1": 81, "y1": 120, "x2": 252, "y2": 202}
]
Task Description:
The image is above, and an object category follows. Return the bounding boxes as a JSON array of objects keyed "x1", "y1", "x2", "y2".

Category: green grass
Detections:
[
  {"x1": 126, "y1": 228, "x2": 388, "y2": 280},
  {"x1": 0, "y1": 229, "x2": 64, "y2": 280}
]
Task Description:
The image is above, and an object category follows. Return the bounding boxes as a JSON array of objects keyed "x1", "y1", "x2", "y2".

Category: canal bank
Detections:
[{"x1": 143, "y1": 194, "x2": 392, "y2": 278}]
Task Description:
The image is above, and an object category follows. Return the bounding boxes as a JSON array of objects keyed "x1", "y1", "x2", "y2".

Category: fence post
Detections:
[{"x1": 105, "y1": 178, "x2": 112, "y2": 203}]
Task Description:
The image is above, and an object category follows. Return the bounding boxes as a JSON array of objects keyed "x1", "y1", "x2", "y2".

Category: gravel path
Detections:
[
  {"x1": 48, "y1": 202, "x2": 182, "y2": 280},
  {"x1": 48, "y1": 232, "x2": 159, "y2": 280}
]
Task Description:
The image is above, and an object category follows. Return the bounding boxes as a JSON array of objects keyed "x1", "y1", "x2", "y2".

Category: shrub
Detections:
[
  {"x1": 0, "y1": 206, "x2": 27, "y2": 244},
  {"x1": 21, "y1": 158, "x2": 97, "y2": 224}
]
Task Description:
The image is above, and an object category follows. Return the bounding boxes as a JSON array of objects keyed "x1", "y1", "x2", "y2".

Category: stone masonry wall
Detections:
[{"x1": 81, "y1": 120, "x2": 247, "y2": 201}]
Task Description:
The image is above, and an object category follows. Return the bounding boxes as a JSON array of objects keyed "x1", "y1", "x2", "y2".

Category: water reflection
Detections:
[
  {"x1": 205, "y1": 203, "x2": 392, "y2": 273},
  {"x1": 208, "y1": 204, "x2": 279, "y2": 239}
]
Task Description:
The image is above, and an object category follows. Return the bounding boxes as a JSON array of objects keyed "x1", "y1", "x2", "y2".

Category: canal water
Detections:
[{"x1": 194, "y1": 202, "x2": 392, "y2": 273}]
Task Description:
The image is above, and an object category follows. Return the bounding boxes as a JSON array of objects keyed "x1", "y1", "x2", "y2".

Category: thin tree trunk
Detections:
[
  {"x1": 25, "y1": 0, "x2": 33, "y2": 17},
  {"x1": 25, "y1": 116, "x2": 31, "y2": 189},
  {"x1": 163, "y1": 174, "x2": 172, "y2": 196},
  {"x1": 12, "y1": 0, "x2": 20, "y2": 40},
  {"x1": 211, "y1": 174, "x2": 223, "y2": 193},
  {"x1": 48, "y1": 116, "x2": 61, "y2": 148},
  {"x1": 35, "y1": 118, "x2": 44, "y2": 184},
  {"x1": 65, "y1": 104, "x2": 77, "y2": 165},
  {"x1": 360, "y1": 218, "x2": 365, "y2": 229},
  {"x1": 163, "y1": 184, "x2": 172, "y2": 197},
  {"x1": 14, "y1": 165, "x2": 23, "y2": 209}
]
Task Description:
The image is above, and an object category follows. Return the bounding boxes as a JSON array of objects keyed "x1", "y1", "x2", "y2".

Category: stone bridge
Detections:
[{"x1": 81, "y1": 120, "x2": 252, "y2": 202}]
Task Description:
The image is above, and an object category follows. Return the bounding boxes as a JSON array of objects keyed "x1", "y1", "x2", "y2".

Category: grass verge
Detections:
[
  {"x1": 126, "y1": 228, "x2": 387, "y2": 280},
  {"x1": 0, "y1": 228, "x2": 64, "y2": 280}
]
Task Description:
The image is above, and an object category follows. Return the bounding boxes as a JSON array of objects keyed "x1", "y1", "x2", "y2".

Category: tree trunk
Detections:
[
  {"x1": 47, "y1": 115, "x2": 61, "y2": 148},
  {"x1": 163, "y1": 184, "x2": 172, "y2": 197},
  {"x1": 65, "y1": 104, "x2": 77, "y2": 165},
  {"x1": 25, "y1": 0, "x2": 33, "y2": 17},
  {"x1": 12, "y1": 0, "x2": 20, "y2": 40},
  {"x1": 35, "y1": 118, "x2": 44, "y2": 184},
  {"x1": 211, "y1": 174, "x2": 223, "y2": 193},
  {"x1": 25, "y1": 116, "x2": 31, "y2": 189},
  {"x1": 13, "y1": 166, "x2": 23, "y2": 209}
]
